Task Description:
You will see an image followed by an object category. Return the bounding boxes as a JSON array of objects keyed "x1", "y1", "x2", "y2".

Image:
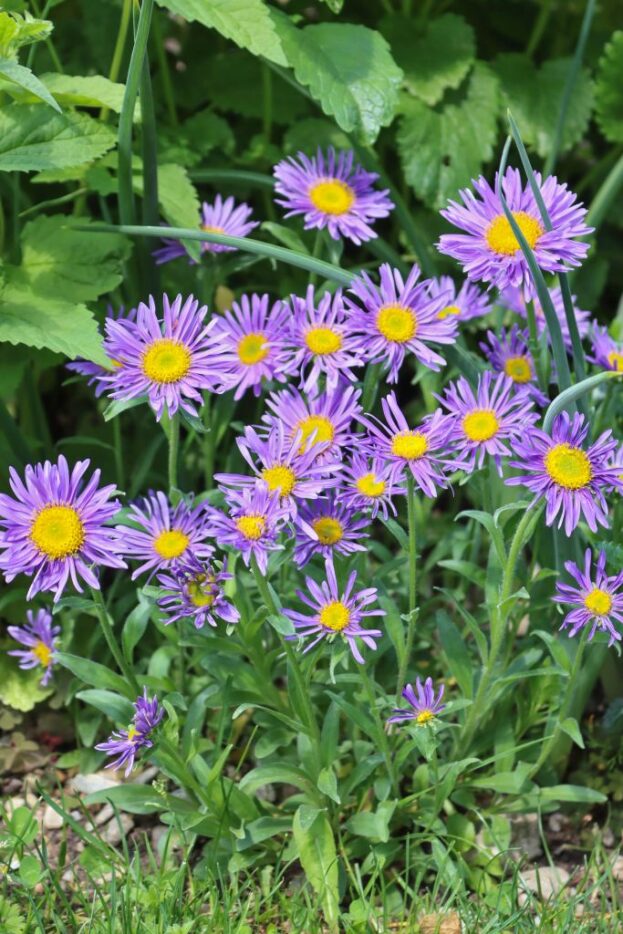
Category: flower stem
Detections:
[
  {"x1": 202, "y1": 393, "x2": 214, "y2": 491},
  {"x1": 168, "y1": 413, "x2": 180, "y2": 495},
  {"x1": 360, "y1": 665, "x2": 398, "y2": 795},
  {"x1": 90, "y1": 586, "x2": 140, "y2": 694},
  {"x1": 112, "y1": 416, "x2": 125, "y2": 491},
  {"x1": 397, "y1": 473, "x2": 418, "y2": 696}
]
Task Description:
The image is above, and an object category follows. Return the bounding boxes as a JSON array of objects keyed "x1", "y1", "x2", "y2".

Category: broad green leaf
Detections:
[
  {"x1": 122, "y1": 595, "x2": 152, "y2": 664},
  {"x1": 0, "y1": 652, "x2": 52, "y2": 711},
  {"x1": 345, "y1": 801, "x2": 396, "y2": 843},
  {"x1": 560, "y1": 717, "x2": 584, "y2": 750},
  {"x1": 276, "y1": 19, "x2": 403, "y2": 144},
  {"x1": 317, "y1": 767, "x2": 340, "y2": 804},
  {"x1": 535, "y1": 784, "x2": 606, "y2": 805},
  {"x1": 283, "y1": 117, "x2": 349, "y2": 155},
  {"x1": 493, "y1": 54, "x2": 593, "y2": 158},
  {"x1": 160, "y1": 108, "x2": 234, "y2": 166},
  {"x1": 0, "y1": 105, "x2": 116, "y2": 172},
  {"x1": 397, "y1": 63, "x2": 499, "y2": 210},
  {"x1": 203, "y1": 51, "x2": 308, "y2": 125},
  {"x1": 0, "y1": 57, "x2": 60, "y2": 111},
  {"x1": 19, "y1": 215, "x2": 131, "y2": 302},
  {"x1": 55, "y1": 652, "x2": 134, "y2": 699},
  {"x1": 146, "y1": 163, "x2": 200, "y2": 230},
  {"x1": 293, "y1": 807, "x2": 339, "y2": 928},
  {"x1": 595, "y1": 31, "x2": 623, "y2": 143},
  {"x1": 437, "y1": 611, "x2": 474, "y2": 699},
  {"x1": 156, "y1": 0, "x2": 288, "y2": 66},
  {"x1": 469, "y1": 770, "x2": 535, "y2": 795},
  {"x1": 382, "y1": 13, "x2": 475, "y2": 106},
  {"x1": 76, "y1": 690, "x2": 135, "y2": 725},
  {"x1": 18, "y1": 853, "x2": 44, "y2": 887},
  {"x1": 0, "y1": 11, "x2": 52, "y2": 57},
  {"x1": 85, "y1": 783, "x2": 197, "y2": 815},
  {"x1": 38, "y1": 73, "x2": 128, "y2": 112}
]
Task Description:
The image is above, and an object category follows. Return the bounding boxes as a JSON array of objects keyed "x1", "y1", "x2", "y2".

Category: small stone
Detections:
[
  {"x1": 42, "y1": 804, "x2": 64, "y2": 830},
  {"x1": 519, "y1": 866, "x2": 570, "y2": 905},
  {"x1": 133, "y1": 766, "x2": 158, "y2": 785},
  {"x1": 548, "y1": 813, "x2": 564, "y2": 834},
  {"x1": 70, "y1": 772, "x2": 119, "y2": 795},
  {"x1": 611, "y1": 855, "x2": 623, "y2": 881},
  {"x1": 94, "y1": 803, "x2": 115, "y2": 826},
  {"x1": 602, "y1": 826, "x2": 615, "y2": 848},
  {"x1": 510, "y1": 813, "x2": 542, "y2": 861},
  {"x1": 102, "y1": 813, "x2": 134, "y2": 845},
  {"x1": 6, "y1": 796, "x2": 25, "y2": 816},
  {"x1": 419, "y1": 912, "x2": 461, "y2": 934}
]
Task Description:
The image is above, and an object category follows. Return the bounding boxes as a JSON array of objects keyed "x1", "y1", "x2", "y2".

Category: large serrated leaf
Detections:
[
  {"x1": 397, "y1": 62, "x2": 499, "y2": 210},
  {"x1": 595, "y1": 31, "x2": 623, "y2": 143},
  {"x1": 0, "y1": 105, "x2": 116, "y2": 172}
]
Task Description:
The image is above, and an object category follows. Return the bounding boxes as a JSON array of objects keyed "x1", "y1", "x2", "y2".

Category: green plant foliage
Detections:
[
  {"x1": 0, "y1": 653, "x2": 52, "y2": 711},
  {"x1": 0, "y1": 10, "x2": 52, "y2": 57},
  {"x1": 595, "y1": 30, "x2": 623, "y2": 142},
  {"x1": 0, "y1": 58, "x2": 60, "y2": 110},
  {"x1": 0, "y1": 106, "x2": 116, "y2": 172},
  {"x1": 292, "y1": 807, "x2": 339, "y2": 927}
]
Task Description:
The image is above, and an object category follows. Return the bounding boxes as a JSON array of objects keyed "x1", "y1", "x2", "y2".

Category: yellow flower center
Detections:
[
  {"x1": 30, "y1": 505, "x2": 85, "y2": 559},
  {"x1": 504, "y1": 355, "x2": 532, "y2": 383},
  {"x1": 416, "y1": 710, "x2": 435, "y2": 725},
  {"x1": 438, "y1": 304, "x2": 461, "y2": 320},
  {"x1": 295, "y1": 415, "x2": 335, "y2": 452},
  {"x1": 462, "y1": 410, "x2": 499, "y2": 442},
  {"x1": 376, "y1": 304, "x2": 417, "y2": 343},
  {"x1": 312, "y1": 516, "x2": 343, "y2": 545},
  {"x1": 262, "y1": 465, "x2": 296, "y2": 497},
  {"x1": 127, "y1": 726, "x2": 139, "y2": 742},
  {"x1": 485, "y1": 211, "x2": 544, "y2": 256},
  {"x1": 391, "y1": 432, "x2": 428, "y2": 460},
  {"x1": 356, "y1": 473, "x2": 386, "y2": 498},
  {"x1": 305, "y1": 327, "x2": 342, "y2": 355},
  {"x1": 153, "y1": 529, "x2": 190, "y2": 559},
  {"x1": 33, "y1": 641, "x2": 52, "y2": 668},
  {"x1": 584, "y1": 588, "x2": 612, "y2": 616},
  {"x1": 607, "y1": 351, "x2": 623, "y2": 372},
  {"x1": 201, "y1": 224, "x2": 224, "y2": 235},
  {"x1": 238, "y1": 332, "x2": 268, "y2": 365},
  {"x1": 308, "y1": 179, "x2": 355, "y2": 215},
  {"x1": 187, "y1": 575, "x2": 216, "y2": 608},
  {"x1": 142, "y1": 339, "x2": 191, "y2": 384},
  {"x1": 235, "y1": 515, "x2": 265, "y2": 541},
  {"x1": 319, "y1": 601, "x2": 350, "y2": 631},
  {"x1": 544, "y1": 443, "x2": 592, "y2": 490}
]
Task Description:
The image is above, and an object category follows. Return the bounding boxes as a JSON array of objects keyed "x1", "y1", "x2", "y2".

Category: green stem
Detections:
[
  {"x1": 90, "y1": 586, "x2": 140, "y2": 693},
  {"x1": 261, "y1": 63, "x2": 272, "y2": 142},
  {"x1": 361, "y1": 362, "x2": 381, "y2": 413},
  {"x1": 152, "y1": 10, "x2": 178, "y2": 125},
  {"x1": 309, "y1": 229, "x2": 324, "y2": 287},
  {"x1": 397, "y1": 474, "x2": 418, "y2": 695},
  {"x1": 101, "y1": 0, "x2": 133, "y2": 122},
  {"x1": 202, "y1": 393, "x2": 214, "y2": 491},
  {"x1": 524, "y1": 299, "x2": 546, "y2": 392},
  {"x1": 168, "y1": 413, "x2": 180, "y2": 494},
  {"x1": 360, "y1": 666, "x2": 398, "y2": 795},
  {"x1": 586, "y1": 151, "x2": 623, "y2": 232},
  {"x1": 526, "y1": 0, "x2": 554, "y2": 56},
  {"x1": 112, "y1": 416, "x2": 125, "y2": 491}
]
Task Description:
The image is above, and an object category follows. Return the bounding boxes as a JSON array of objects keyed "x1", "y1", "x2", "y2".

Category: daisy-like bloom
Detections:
[
  {"x1": 437, "y1": 168, "x2": 593, "y2": 297},
  {"x1": 288, "y1": 286, "x2": 365, "y2": 394},
  {"x1": 427, "y1": 275, "x2": 492, "y2": 324},
  {"x1": 204, "y1": 293, "x2": 298, "y2": 400},
  {"x1": 154, "y1": 195, "x2": 259, "y2": 263},
  {"x1": 67, "y1": 305, "x2": 136, "y2": 398},
  {"x1": 95, "y1": 689, "x2": 164, "y2": 777},
  {"x1": 211, "y1": 486, "x2": 288, "y2": 574},
  {"x1": 260, "y1": 384, "x2": 362, "y2": 460},
  {"x1": 338, "y1": 453, "x2": 404, "y2": 520},
  {"x1": 359, "y1": 393, "x2": 457, "y2": 496},
  {"x1": 502, "y1": 285, "x2": 591, "y2": 353},
  {"x1": 0, "y1": 456, "x2": 124, "y2": 601},
  {"x1": 293, "y1": 496, "x2": 370, "y2": 568},
  {"x1": 115, "y1": 491, "x2": 214, "y2": 580},
  {"x1": 589, "y1": 325, "x2": 623, "y2": 373},
  {"x1": 506, "y1": 412, "x2": 623, "y2": 535},
  {"x1": 553, "y1": 549, "x2": 623, "y2": 646},
  {"x1": 437, "y1": 371, "x2": 537, "y2": 475},
  {"x1": 156, "y1": 554, "x2": 239, "y2": 630},
  {"x1": 344, "y1": 264, "x2": 458, "y2": 382},
  {"x1": 102, "y1": 293, "x2": 232, "y2": 422},
  {"x1": 216, "y1": 423, "x2": 340, "y2": 517},
  {"x1": 284, "y1": 557, "x2": 384, "y2": 664},
  {"x1": 387, "y1": 677, "x2": 445, "y2": 725},
  {"x1": 479, "y1": 326, "x2": 548, "y2": 406},
  {"x1": 8, "y1": 608, "x2": 60, "y2": 686},
  {"x1": 273, "y1": 147, "x2": 393, "y2": 245}
]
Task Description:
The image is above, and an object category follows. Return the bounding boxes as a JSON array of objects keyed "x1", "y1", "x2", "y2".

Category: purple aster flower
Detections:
[
  {"x1": 102, "y1": 293, "x2": 232, "y2": 422},
  {"x1": 260, "y1": 384, "x2": 362, "y2": 461},
  {"x1": 553, "y1": 549, "x2": 623, "y2": 646},
  {"x1": 502, "y1": 285, "x2": 591, "y2": 353},
  {"x1": 359, "y1": 393, "x2": 457, "y2": 496},
  {"x1": 437, "y1": 371, "x2": 537, "y2": 475},
  {"x1": 0, "y1": 456, "x2": 124, "y2": 602},
  {"x1": 273, "y1": 147, "x2": 393, "y2": 245},
  {"x1": 211, "y1": 486, "x2": 288, "y2": 574},
  {"x1": 67, "y1": 305, "x2": 137, "y2": 397},
  {"x1": 589, "y1": 324, "x2": 623, "y2": 373},
  {"x1": 284, "y1": 557, "x2": 384, "y2": 664},
  {"x1": 437, "y1": 167, "x2": 593, "y2": 298},
  {"x1": 288, "y1": 286, "x2": 365, "y2": 394},
  {"x1": 293, "y1": 495, "x2": 370, "y2": 568},
  {"x1": 154, "y1": 195, "x2": 259, "y2": 263},
  {"x1": 338, "y1": 453, "x2": 405, "y2": 520},
  {"x1": 115, "y1": 491, "x2": 214, "y2": 580},
  {"x1": 344, "y1": 263, "x2": 458, "y2": 382},
  {"x1": 95, "y1": 688, "x2": 164, "y2": 777},
  {"x1": 7, "y1": 608, "x2": 60, "y2": 686},
  {"x1": 506, "y1": 412, "x2": 623, "y2": 535},
  {"x1": 387, "y1": 677, "x2": 445, "y2": 725},
  {"x1": 479, "y1": 326, "x2": 548, "y2": 406},
  {"x1": 204, "y1": 293, "x2": 298, "y2": 400},
  {"x1": 427, "y1": 276, "x2": 492, "y2": 324},
  {"x1": 156, "y1": 554, "x2": 239, "y2": 630},
  {"x1": 216, "y1": 423, "x2": 340, "y2": 517}
]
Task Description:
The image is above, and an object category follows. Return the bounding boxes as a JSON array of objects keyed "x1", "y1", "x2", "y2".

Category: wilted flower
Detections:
[
  {"x1": 293, "y1": 496, "x2": 369, "y2": 567},
  {"x1": 211, "y1": 485, "x2": 288, "y2": 574},
  {"x1": 387, "y1": 677, "x2": 445, "y2": 725},
  {"x1": 553, "y1": 549, "x2": 623, "y2": 646},
  {"x1": 156, "y1": 554, "x2": 239, "y2": 629},
  {"x1": 8, "y1": 608, "x2": 60, "y2": 686},
  {"x1": 96, "y1": 689, "x2": 164, "y2": 776},
  {"x1": 154, "y1": 195, "x2": 258, "y2": 263}
]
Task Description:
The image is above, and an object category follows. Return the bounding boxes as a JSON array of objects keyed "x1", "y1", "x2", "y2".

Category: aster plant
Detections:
[
  {"x1": 553, "y1": 549, "x2": 623, "y2": 645},
  {"x1": 154, "y1": 195, "x2": 258, "y2": 263},
  {"x1": 96, "y1": 689, "x2": 164, "y2": 776},
  {"x1": 8, "y1": 608, "x2": 60, "y2": 686}
]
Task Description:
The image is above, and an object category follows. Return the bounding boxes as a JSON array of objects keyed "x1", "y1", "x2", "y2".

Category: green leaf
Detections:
[
  {"x1": 437, "y1": 611, "x2": 474, "y2": 699},
  {"x1": 469, "y1": 770, "x2": 535, "y2": 795},
  {"x1": 0, "y1": 57, "x2": 60, "y2": 111},
  {"x1": 85, "y1": 783, "x2": 197, "y2": 815},
  {"x1": 0, "y1": 11, "x2": 52, "y2": 57},
  {"x1": 317, "y1": 767, "x2": 340, "y2": 804},
  {"x1": 276, "y1": 19, "x2": 403, "y2": 144},
  {"x1": 18, "y1": 853, "x2": 43, "y2": 887},
  {"x1": 19, "y1": 215, "x2": 131, "y2": 302},
  {"x1": 560, "y1": 717, "x2": 585, "y2": 750},
  {"x1": 203, "y1": 51, "x2": 307, "y2": 125},
  {"x1": 535, "y1": 784, "x2": 606, "y2": 805},
  {"x1": 122, "y1": 595, "x2": 152, "y2": 664},
  {"x1": 382, "y1": 13, "x2": 475, "y2": 106},
  {"x1": 76, "y1": 690, "x2": 135, "y2": 725},
  {"x1": 56, "y1": 652, "x2": 134, "y2": 699},
  {"x1": 283, "y1": 117, "x2": 350, "y2": 155},
  {"x1": 148, "y1": 163, "x2": 199, "y2": 230},
  {"x1": 595, "y1": 32, "x2": 623, "y2": 143},
  {"x1": 397, "y1": 62, "x2": 499, "y2": 210},
  {"x1": 494, "y1": 54, "x2": 593, "y2": 158},
  {"x1": 0, "y1": 105, "x2": 116, "y2": 172},
  {"x1": 160, "y1": 108, "x2": 234, "y2": 165},
  {"x1": 292, "y1": 807, "x2": 339, "y2": 928},
  {"x1": 38, "y1": 73, "x2": 128, "y2": 112},
  {"x1": 345, "y1": 801, "x2": 396, "y2": 843},
  {"x1": 0, "y1": 653, "x2": 52, "y2": 712},
  {"x1": 156, "y1": 0, "x2": 288, "y2": 66}
]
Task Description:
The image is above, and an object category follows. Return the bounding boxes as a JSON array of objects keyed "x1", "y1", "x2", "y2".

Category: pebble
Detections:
[
  {"x1": 70, "y1": 772, "x2": 119, "y2": 795},
  {"x1": 6, "y1": 796, "x2": 26, "y2": 816},
  {"x1": 611, "y1": 855, "x2": 623, "y2": 881},
  {"x1": 42, "y1": 804, "x2": 64, "y2": 830},
  {"x1": 102, "y1": 813, "x2": 134, "y2": 845},
  {"x1": 510, "y1": 813, "x2": 542, "y2": 861},
  {"x1": 419, "y1": 913, "x2": 461, "y2": 934},
  {"x1": 519, "y1": 866, "x2": 570, "y2": 905},
  {"x1": 94, "y1": 803, "x2": 115, "y2": 826}
]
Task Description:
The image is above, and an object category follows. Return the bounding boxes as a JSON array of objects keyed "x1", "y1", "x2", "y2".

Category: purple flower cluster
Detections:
[{"x1": 96, "y1": 689, "x2": 164, "y2": 776}]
